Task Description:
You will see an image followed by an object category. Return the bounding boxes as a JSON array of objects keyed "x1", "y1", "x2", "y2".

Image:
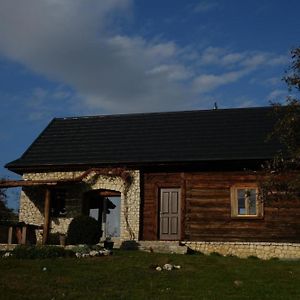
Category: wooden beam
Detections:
[
  {"x1": 0, "y1": 167, "x2": 130, "y2": 188},
  {"x1": 98, "y1": 190, "x2": 121, "y2": 197},
  {"x1": 0, "y1": 181, "x2": 57, "y2": 188},
  {"x1": 21, "y1": 226, "x2": 27, "y2": 245},
  {"x1": 42, "y1": 188, "x2": 51, "y2": 245},
  {"x1": 7, "y1": 226, "x2": 13, "y2": 244}
]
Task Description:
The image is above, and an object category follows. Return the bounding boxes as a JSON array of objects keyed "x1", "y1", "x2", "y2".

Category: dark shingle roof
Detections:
[{"x1": 6, "y1": 107, "x2": 281, "y2": 171}]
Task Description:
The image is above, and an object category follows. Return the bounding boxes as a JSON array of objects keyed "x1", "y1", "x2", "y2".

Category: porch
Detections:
[{"x1": 0, "y1": 168, "x2": 140, "y2": 245}]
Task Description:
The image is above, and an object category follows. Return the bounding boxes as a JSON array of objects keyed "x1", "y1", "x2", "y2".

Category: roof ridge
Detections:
[{"x1": 55, "y1": 106, "x2": 273, "y2": 121}]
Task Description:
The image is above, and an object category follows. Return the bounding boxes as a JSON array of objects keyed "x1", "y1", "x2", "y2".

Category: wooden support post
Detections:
[
  {"x1": 102, "y1": 198, "x2": 107, "y2": 239},
  {"x1": 42, "y1": 188, "x2": 51, "y2": 245},
  {"x1": 21, "y1": 226, "x2": 27, "y2": 245},
  {"x1": 7, "y1": 226, "x2": 13, "y2": 244}
]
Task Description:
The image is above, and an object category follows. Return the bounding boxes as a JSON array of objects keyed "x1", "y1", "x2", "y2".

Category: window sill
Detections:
[{"x1": 231, "y1": 215, "x2": 264, "y2": 220}]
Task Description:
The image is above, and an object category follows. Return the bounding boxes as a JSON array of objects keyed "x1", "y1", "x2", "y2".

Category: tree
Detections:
[
  {"x1": 0, "y1": 179, "x2": 18, "y2": 222},
  {"x1": 260, "y1": 47, "x2": 300, "y2": 201}
]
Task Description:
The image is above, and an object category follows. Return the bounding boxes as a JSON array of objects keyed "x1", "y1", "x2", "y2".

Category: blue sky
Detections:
[{"x1": 0, "y1": 0, "x2": 299, "y2": 208}]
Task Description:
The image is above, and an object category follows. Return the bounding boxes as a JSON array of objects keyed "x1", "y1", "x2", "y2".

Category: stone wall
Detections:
[
  {"x1": 20, "y1": 170, "x2": 140, "y2": 243},
  {"x1": 184, "y1": 241, "x2": 300, "y2": 259}
]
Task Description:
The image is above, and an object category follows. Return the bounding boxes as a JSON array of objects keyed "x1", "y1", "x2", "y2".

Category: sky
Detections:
[{"x1": 0, "y1": 0, "x2": 299, "y2": 209}]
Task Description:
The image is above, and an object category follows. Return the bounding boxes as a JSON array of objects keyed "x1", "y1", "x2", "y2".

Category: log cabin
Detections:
[{"x1": 2, "y1": 106, "x2": 300, "y2": 258}]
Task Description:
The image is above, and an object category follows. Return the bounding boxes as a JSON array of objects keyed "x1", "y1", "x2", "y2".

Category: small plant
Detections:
[
  {"x1": 70, "y1": 244, "x2": 91, "y2": 255},
  {"x1": 210, "y1": 251, "x2": 223, "y2": 257},
  {"x1": 67, "y1": 215, "x2": 102, "y2": 245},
  {"x1": 226, "y1": 254, "x2": 238, "y2": 259},
  {"x1": 248, "y1": 255, "x2": 260, "y2": 260},
  {"x1": 186, "y1": 248, "x2": 205, "y2": 255},
  {"x1": 11, "y1": 245, "x2": 73, "y2": 259},
  {"x1": 269, "y1": 257, "x2": 279, "y2": 261}
]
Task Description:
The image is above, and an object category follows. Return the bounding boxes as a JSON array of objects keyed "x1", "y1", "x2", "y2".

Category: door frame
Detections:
[{"x1": 159, "y1": 188, "x2": 181, "y2": 240}]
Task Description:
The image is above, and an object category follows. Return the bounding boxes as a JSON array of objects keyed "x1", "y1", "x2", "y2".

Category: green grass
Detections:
[{"x1": 0, "y1": 250, "x2": 300, "y2": 299}]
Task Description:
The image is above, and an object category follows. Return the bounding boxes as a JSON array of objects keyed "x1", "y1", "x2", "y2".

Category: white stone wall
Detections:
[
  {"x1": 184, "y1": 241, "x2": 300, "y2": 260},
  {"x1": 20, "y1": 170, "x2": 140, "y2": 242}
]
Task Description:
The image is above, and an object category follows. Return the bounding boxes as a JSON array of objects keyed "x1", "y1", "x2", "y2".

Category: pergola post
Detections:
[
  {"x1": 7, "y1": 226, "x2": 13, "y2": 244},
  {"x1": 42, "y1": 188, "x2": 51, "y2": 245}
]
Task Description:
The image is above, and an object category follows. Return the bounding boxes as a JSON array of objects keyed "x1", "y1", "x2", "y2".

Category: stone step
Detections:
[{"x1": 138, "y1": 241, "x2": 188, "y2": 254}]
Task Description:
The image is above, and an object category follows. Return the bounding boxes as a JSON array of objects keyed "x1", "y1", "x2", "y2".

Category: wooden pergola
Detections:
[{"x1": 0, "y1": 168, "x2": 130, "y2": 244}]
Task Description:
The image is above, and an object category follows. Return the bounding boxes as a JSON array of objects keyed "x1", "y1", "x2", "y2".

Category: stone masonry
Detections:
[
  {"x1": 20, "y1": 170, "x2": 140, "y2": 243},
  {"x1": 184, "y1": 241, "x2": 300, "y2": 260}
]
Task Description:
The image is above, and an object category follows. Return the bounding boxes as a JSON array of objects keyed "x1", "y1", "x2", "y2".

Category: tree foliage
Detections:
[
  {"x1": 0, "y1": 179, "x2": 18, "y2": 222},
  {"x1": 261, "y1": 47, "x2": 300, "y2": 201}
]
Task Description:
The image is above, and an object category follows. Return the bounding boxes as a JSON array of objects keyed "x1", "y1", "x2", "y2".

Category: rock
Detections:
[
  {"x1": 163, "y1": 264, "x2": 173, "y2": 271},
  {"x1": 234, "y1": 280, "x2": 243, "y2": 287},
  {"x1": 99, "y1": 249, "x2": 111, "y2": 256},
  {"x1": 89, "y1": 250, "x2": 99, "y2": 257},
  {"x1": 173, "y1": 265, "x2": 181, "y2": 269},
  {"x1": 156, "y1": 266, "x2": 162, "y2": 271},
  {"x1": 75, "y1": 253, "x2": 82, "y2": 258},
  {"x1": 42, "y1": 267, "x2": 47, "y2": 272},
  {"x1": 2, "y1": 252, "x2": 12, "y2": 258}
]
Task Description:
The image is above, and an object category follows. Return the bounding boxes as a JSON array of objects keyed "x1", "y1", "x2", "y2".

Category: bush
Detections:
[
  {"x1": 70, "y1": 244, "x2": 91, "y2": 255},
  {"x1": 209, "y1": 251, "x2": 222, "y2": 257},
  {"x1": 12, "y1": 245, "x2": 73, "y2": 259},
  {"x1": 48, "y1": 232, "x2": 60, "y2": 245},
  {"x1": 67, "y1": 215, "x2": 102, "y2": 245}
]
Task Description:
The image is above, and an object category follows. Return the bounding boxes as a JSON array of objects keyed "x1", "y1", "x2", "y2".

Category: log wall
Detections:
[{"x1": 141, "y1": 172, "x2": 300, "y2": 242}]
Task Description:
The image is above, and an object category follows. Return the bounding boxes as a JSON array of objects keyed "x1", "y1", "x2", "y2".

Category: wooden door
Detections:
[{"x1": 159, "y1": 188, "x2": 181, "y2": 240}]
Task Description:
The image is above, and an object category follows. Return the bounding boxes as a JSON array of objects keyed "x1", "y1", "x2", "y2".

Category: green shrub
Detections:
[
  {"x1": 248, "y1": 255, "x2": 260, "y2": 260},
  {"x1": 12, "y1": 245, "x2": 73, "y2": 259},
  {"x1": 210, "y1": 251, "x2": 222, "y2": 257},
  {"x1": 48, "y1": 232, "x2": 60, "y2": 245},
  {"x1": 67, "y1": 215, "x2": 102, "y2": 245},
  {"x1": 70, "y1": 244, "x2": 91, "y2": 254}
]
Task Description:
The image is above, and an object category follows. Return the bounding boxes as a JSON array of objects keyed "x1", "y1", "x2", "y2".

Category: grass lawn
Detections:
[{"x1": 0, "y1": 250, "x2": 300, "y2": 300}]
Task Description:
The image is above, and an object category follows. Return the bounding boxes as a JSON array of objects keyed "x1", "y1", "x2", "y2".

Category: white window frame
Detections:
[{"x1": 230, "y1": 184, "x2": 263, "y2": 219}]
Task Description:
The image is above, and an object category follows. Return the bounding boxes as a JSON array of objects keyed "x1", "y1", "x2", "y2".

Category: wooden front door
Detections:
[{"x1": 159, "y1": 188, "x2": 181, "y2": 240}]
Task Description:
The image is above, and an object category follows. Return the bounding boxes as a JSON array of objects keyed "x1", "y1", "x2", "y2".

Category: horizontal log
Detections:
[
  {"x1": 186, "y1": 199, "x2": 230, "y2": 207},
  {"x1": 186, "y1": 189, "x2": 229, "y2": 197}
]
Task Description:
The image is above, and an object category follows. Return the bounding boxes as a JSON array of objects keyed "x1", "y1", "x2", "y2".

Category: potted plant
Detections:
[{"x1": 104, "y1": 236, "x2": 114, "y2": 250}]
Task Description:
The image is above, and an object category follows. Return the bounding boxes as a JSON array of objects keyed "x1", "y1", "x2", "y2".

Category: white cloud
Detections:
[
  {"x1": 199, "y1": 47, "x2": 287, "y2": 70},
  {"x1": 0, "y1": 0, "x2": 289, "y2": 114},
  {"x1": 264, "y1": 77, "x2": 281, "y2": 86},
  {"x1": 267, "y1": 89, "x2": 287, "y2": 101},
  {"x1": 192, "y1": 70, "x2": 249, "y2": 93},
  {"x1": 25, "y1": 86, "x2": 77, "y2": 120},
  {"x1": 221, "y1": 53, "x2": 244, "y2": 66},
  {"x1": 147, "y1": 64, "x2": 192, "y2": 81},
  {"x1": 193, "y1": 1, "x2": 219, "y2": 13},
  {"x1": 0, "y1": 0, "x2": 192, "y2": 113}
]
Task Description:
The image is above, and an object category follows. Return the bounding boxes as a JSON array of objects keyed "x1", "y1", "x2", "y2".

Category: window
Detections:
[
  {"x1": 50, "y1": 189, "x2": 67, "y2": 217},
  {"x1": 230, "y1": 185, "x2": 263, "y2": 218}
]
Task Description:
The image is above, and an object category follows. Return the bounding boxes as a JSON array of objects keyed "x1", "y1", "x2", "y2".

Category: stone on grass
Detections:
[
  {"x1": 89, "y1": 250, "x2": 99, "y2": 257},
  {"x1": 2, "y1": 252, "x2": 12, "y2": 258},
  {"x1": 173, "y1": 265, "x2": 181, "y2": 269},
  {"x1": 234, "y1": 280, "x2": 243, "y2": 287},
  {"x1": 156, "y1": 266, "x2": 162, "y2": 271},
  {"x1": 163, "y1": 264, "x2": 173, "y2": 271},
  {"x1": 100, "y1": 249, "x2": 111, "y2": 256}
]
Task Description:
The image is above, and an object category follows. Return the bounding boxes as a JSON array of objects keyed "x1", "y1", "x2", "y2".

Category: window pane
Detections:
[
  {"x1": 248, "y1": 189, "x2": 257, "y2": 215},
  {"x1": 237, "y1": 189, "x2": 246, "y2": 215}
]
